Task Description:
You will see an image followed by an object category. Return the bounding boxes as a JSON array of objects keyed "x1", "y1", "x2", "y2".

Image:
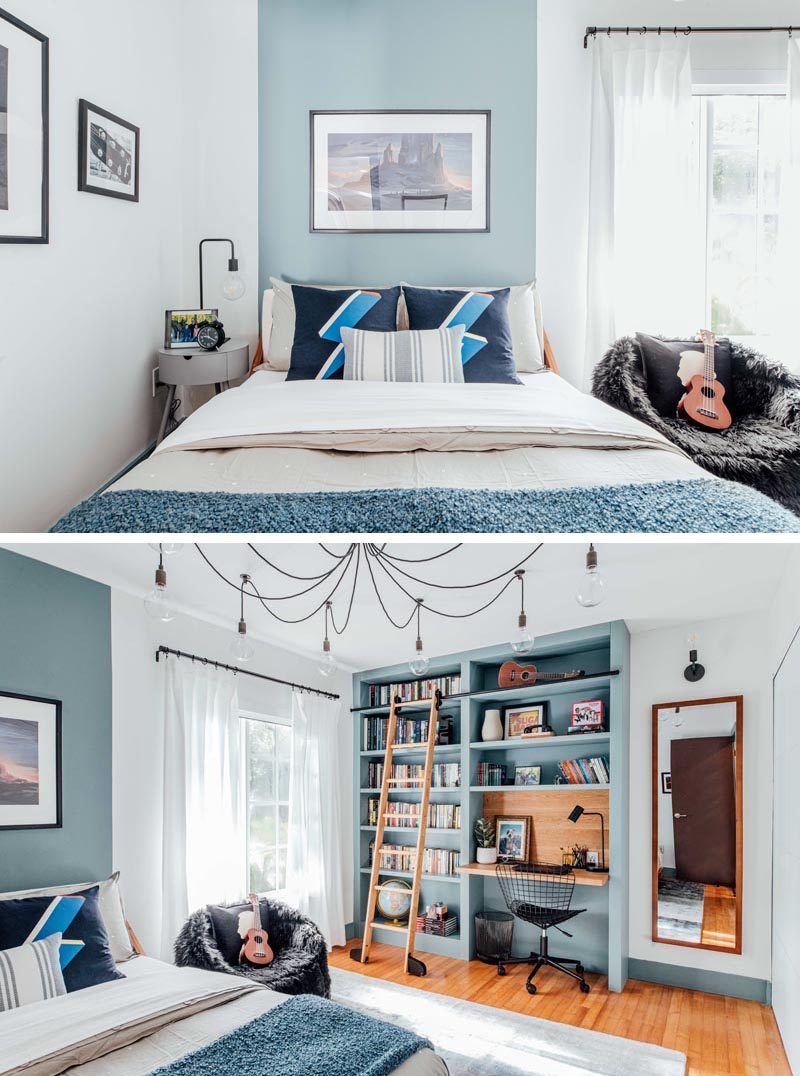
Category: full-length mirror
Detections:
[{"x1": 652, "y1": 696, "x2": 743, "y2": 953}]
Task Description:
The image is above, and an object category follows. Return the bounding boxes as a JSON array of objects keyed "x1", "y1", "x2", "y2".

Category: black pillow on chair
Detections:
[
  {"x1": 207, "y1": 900, "x2": 271, "y2": 967},
  {"x1": 636, "y1": 333, "x2": 735, "y2": 419}
]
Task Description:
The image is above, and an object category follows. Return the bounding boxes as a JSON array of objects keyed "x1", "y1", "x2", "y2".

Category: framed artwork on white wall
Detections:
[
  {"x1": 0, "y1": 691, "x2": 61, "y2": 830},
  {"x1": 0, "y1": 6, "x2": 49, "y2": 243},
  {"x1": 310, "y1": 109, "x2": 490, "y2": 233}
]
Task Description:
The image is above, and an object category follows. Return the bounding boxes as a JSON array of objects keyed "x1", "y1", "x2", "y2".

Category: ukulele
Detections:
[
  {"x1": 239, "y1": 893, "x2": 274, "y2": 966},
  {"x1": 677, "y1": 329, "x2": 732, "y2": 431},
  {"x1": 498, "y1": 661, "x2": 584, "y2": 690}
]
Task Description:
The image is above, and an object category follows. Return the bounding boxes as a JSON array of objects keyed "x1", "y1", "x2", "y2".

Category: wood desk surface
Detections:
[{"x1": 457, "y1": 863, "x2": 609, "y2": 887}]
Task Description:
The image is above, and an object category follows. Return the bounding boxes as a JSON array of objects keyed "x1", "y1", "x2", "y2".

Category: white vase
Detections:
[
  {"x1": 476, "y1": 846, "x2": 497, "y2": 865},
  {"x1": 481, "y1": 709, "x2": 503, "y2": 742}
]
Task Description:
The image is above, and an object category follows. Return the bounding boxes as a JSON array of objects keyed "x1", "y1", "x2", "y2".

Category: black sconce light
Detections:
[{"x1": 684, "y1": 630, "x2": 705, "y2": 683}]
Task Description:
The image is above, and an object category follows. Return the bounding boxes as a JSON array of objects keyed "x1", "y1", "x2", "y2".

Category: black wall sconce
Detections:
[
  {"x1": 199, "y1": 237, "x2": 246, "y2": 308},
  {"x1": 684, "y1": 631, "x2": 705, "y2": 683}
]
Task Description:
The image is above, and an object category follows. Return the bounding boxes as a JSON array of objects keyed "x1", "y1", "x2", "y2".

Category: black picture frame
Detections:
[
  {"x1": 0, "y1": 6, "x2": 49, "y2": 244},
  {"x1": 309, "y1": 109, "x2": 491, "y2": 234},
  {"x1": 0, "y1": 690, "x2": 62, "y2": 831},
  {"x1": 78, "y1": 98, "x2": 140, "y2": 202},
  {"x1": 661, "y1": 771, "x2": 672, "y2": 794}
]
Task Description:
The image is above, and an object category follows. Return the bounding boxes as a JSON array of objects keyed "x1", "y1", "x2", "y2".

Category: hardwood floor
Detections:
[
  {"x1": 701, "y1": 884, "x2": 737, "y2": 949},
  {"x1": 330, "y1": 940, "x2": 789, "y2": 1076}
]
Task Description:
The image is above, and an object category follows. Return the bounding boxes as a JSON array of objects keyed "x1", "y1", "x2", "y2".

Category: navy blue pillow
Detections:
[
  {"x1": 0, "y1": 885, "x2": 123, "y2": 992},
  {"x1": 287, "y1": 285, "x2": 401, "y2": 381},
  {"x1": 403, "y1": 286, "x2": 521, "y2": 385}
]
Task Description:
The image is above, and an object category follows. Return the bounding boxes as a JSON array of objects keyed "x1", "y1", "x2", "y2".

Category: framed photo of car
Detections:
[{"x1": 78, "y1": 99, "x2": 139, "y2": 202}]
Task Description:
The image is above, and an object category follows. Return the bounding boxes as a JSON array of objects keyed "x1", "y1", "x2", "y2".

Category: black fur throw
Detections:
[
  {"x1": 592, "y1": 336, "x2": 800, "y2": 516},
  {"x1": 174, "y1": 898, "x2": 331, "y2": 999}
]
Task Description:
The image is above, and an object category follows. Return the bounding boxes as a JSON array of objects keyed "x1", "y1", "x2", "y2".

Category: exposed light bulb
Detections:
[
  {"x1": 409, "y1": 644, "x2": 430, "y2": 677},
  {"x1": 144, "y1": 586, "x2": 177, "y2": 622},
  {"x1": 673, "y1": 707, "x2": 683, "y2": 728},
  {"x1": 510, "y1": 614, "x2": 534, "y2": 656},
  {"x1": 230, "y1": 622, "x2": 255, "y2": 663},
  {"x1": 318, "y1": 646, "x2": 339, "y2": 679},
  {"x1": 687, "y1": 630, "x2": 699, "y2": 649},
  {"x1": 576, "y1": 544, "x2": 605, "y2": 608},
  {"x1": 147, "y1": 543, "x2": 183, "y2": 556},
  {"x1": 222, "y1": 259, "x2": 246, "y2": 302}
]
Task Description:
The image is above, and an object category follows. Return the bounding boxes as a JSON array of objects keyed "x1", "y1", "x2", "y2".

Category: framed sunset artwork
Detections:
[{"x1": 0, "y1": 691, "x2": 61, "y2": 830}]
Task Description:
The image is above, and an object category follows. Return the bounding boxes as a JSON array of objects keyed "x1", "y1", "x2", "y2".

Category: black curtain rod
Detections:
[
  {"x1": 155, "y1": 645, "x2": 340, "y2": 701},
  {"x1": 584, "y1": 25, "x2": 799, "y2": 49}
]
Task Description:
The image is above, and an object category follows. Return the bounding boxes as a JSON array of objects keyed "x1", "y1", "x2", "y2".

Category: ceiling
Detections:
[{"x1": 5, "y1": 541, "x2": 790, "y2": 670}]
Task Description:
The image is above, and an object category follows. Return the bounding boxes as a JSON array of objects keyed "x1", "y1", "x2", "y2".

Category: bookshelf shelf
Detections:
[
  {"x1": 468, "y1": 673, "x2": 614, "y2": 705},
  {"x1": 469, "y1": 783, "x2": 610, "y2": 793},
  {"x1": 470, "y1": 732, "x2": 610, "y2": 752},
  {"x1": 360, "y1": 867, "x2": 461, "y2": 885},
  {"x1": 359, "y1": 744, "x2": 461, "y2": 758},
  {"x1": 360, "y1": 826, "x2": 461, "y2": 833},
  {"x1": 359, "y1": 787, "x2": 462, "y2": 794}
]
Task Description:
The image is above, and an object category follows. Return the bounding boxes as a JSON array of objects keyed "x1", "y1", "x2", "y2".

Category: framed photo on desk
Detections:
[{"x1": 495, "y1": 815, "x2": 529, "y2": 863}]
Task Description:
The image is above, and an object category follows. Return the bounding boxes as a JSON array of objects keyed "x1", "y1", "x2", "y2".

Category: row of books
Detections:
[
  {"x1": 475, "y1": 762, "x2": 507, "y2": 787},
  {"x1": 556, "y1": 756, "x2": 610, "y2": 784},
  {"x1": 416, "y1": 914, "x2": 459, "y2": 937},
  {"x1": 366, "y1": 799, "x2": 461, "y2": 829},
  {"x1": 367, "y1": 674, "x2": 461, "y2": 708},
  {"x1": 366, "y1": 762, "x2": 461, "y2": 789},
  {"x1": 370, "y1": 842, "x2": 460, "y2": 877},
  {"x1": 362, "y1": 716, "x2": 431, "y2": 751}
]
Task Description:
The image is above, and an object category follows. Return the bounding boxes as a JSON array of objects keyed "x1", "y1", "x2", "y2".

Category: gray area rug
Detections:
[
  {"x1": 657, "y1": 878, "x2": 705, "y2": 943},
  {"x1": 330, "y1": 967, "x2": 686, "y2": 1076}
]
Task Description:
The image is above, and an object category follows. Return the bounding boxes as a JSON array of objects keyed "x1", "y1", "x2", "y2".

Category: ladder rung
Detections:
[
  {"x1": 386, "y1": 778, "x2": 425, "y2": 785},
  {"x1": 373, "y1": 883, "x2": 409, "y2": 892},
  {"x1": 372, "y1": 921, "x2": 408, "y2": 933}
]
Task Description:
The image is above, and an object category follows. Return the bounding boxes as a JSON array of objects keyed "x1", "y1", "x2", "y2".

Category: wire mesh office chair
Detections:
[{"x1": 495, "y1": 862, "x2": 590, "y2": 995}]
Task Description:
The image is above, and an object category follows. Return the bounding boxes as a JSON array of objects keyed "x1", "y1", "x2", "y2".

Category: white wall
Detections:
[
  {"x1": 111, "y1": 589, "x2": 352, "y2": 958},
  {"x1": 537, "y1": 0, "x2": 798, "y2": 386},
  {"x1": 629, "y1": 611, "x2": 773, "y2": 983},
  {"x1": 0, "y1": 0, "x2": 258, "y2": 532}
]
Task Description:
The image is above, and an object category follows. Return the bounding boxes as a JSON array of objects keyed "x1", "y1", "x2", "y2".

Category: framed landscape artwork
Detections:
[
  {"x1": 78, "y1": 99, "x2": 140, "y2": 202},
  {"x1": 0, "y1": 691, "x2": 61, "y2": 830},
  {"x1": 310, "y1": 110, "x2": 490, "y2": 233},
  {"x1": 0, "y1": 7, "x2": 49, "y2": 243}
]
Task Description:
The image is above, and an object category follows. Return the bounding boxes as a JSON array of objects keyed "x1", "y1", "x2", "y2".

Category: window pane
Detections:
[
  {"x1": 712, "y1": 95, "x2": 757, "y2": 146},
  {"x1": 279, "y1": 803, "x2": 289, "y2": 844},
  {"x1": 250, "y1": 803, "x2": 276, "y2": 846},
  {"x1": 712, "y1": 149, "x2": 757, "y2": 211},
  {"x1": 248, "y1": 721, "x2": 276, "y2": 802},
  {"x1": 246, "y1": 717, "x2": 292, "y2": 896},
  {"x1": 277, "y1": 724, "x2": 291, "y2": 801}
]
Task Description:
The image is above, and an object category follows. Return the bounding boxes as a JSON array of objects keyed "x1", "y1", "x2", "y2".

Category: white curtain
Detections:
[
  {"x1": 286, "y1": 691, "x2": 346, "y2": 950},
  {"x1": 161, "y1": 660, "x2": 245, "y2": 960},
  {"x1": 585, "y1": 35, "x2": 700, "y2": 387},
  {"x1": 776, "y1": 38, "x2": 800, "y2": 372}
]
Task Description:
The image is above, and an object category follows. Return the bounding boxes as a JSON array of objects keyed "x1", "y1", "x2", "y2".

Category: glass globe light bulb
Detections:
[
  {"x1": 510, "y1": 613, "x2": 534, "y2": 655},
  {"x1": 409, "y1": 638, "x2": 430, "y2": 677},
  {"x1": 222, "y1": 272, "x2": 246, "y2": 302},
  {"x1": 144, "y1": 586, "x2": 176, "y2": 622},
  {"x1": 148, "y1": 543, "x2": 182, "y2": 556},
  {"x1": 230, "y1": 623, "x2": 255, "y2": 663},
  {"x1": 577, "y1": 568, "x2": 605, "y2": 608},
  {"x1": 318, "y1": 648, "x2": 339, "y2": 678}
]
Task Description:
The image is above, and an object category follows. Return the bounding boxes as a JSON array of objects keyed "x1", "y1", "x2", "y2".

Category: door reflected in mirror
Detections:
[{"x1": 652, "y1": 696, "x2": 742, "y2": 954}]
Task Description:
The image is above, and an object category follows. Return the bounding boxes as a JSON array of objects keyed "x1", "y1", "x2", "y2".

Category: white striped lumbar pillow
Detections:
[
  {"x1": 0, "y1": 933, "x2": 66, "y2": 1011},
  {"x1": 341, "y1": 325, "x2": 465, "y2": 383}
]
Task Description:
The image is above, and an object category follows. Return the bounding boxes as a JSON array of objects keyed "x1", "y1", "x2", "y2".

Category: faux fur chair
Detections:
[
  {"x1": 592, "y1": 337, "x2": 800, "y2": 516},
  {"x1": 174, "y1": 899, "x2": 331, "y2": 998}
]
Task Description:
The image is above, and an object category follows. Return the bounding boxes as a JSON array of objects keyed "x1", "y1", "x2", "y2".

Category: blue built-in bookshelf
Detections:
[{"x1": 352, "y1": 621, "x2": 631, "y2": 992}]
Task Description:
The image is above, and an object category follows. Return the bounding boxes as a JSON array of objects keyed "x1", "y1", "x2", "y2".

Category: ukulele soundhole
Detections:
[{"x1": 701, "y1": 386, "x2": 715, "y2": 398}]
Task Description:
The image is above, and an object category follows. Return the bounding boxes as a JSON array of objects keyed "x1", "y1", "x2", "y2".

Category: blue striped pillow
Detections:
[
  {"x1": 341, "y1": 327, "x2": 465, "y2": 383},
  {"x1": 0, "y1": 934, "x2": 66, "y2": 1011}
]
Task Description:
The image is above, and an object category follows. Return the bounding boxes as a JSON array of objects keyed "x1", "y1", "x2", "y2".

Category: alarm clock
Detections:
[{"x1": 196, "y1": 319, "x2": 226, "y2": 351}]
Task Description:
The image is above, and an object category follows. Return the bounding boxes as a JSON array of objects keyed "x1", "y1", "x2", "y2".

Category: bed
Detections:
[
  {"x1": 51, "y1": 291, "x2": 800, "y2": 533},
  {"x1": 1, "y1": 953, "x2": 446, "y2": 1076}
]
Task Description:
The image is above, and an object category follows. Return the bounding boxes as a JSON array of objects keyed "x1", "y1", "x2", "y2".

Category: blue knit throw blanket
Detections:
[
  {"x1": 51, "y1": 478, "x2": 799, "y2": 533},
  {"x1": 148, "y1": 995, "x2": 431, "y2": 1076}
]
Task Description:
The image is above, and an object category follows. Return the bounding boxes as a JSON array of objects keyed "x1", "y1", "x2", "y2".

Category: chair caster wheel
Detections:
[
  {"x1": 526, "y1": 983, "x2": 537, "y2": 995},
  {"x1": 497, "y1": 965, "x2": 506, "y2": 976},
  {"x1": 580, "y1": 981, "x2": 591, "y2": 993}
]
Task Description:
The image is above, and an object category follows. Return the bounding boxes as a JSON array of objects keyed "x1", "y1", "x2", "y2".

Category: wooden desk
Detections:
[{"x1": 457, "y1": 863, "x2": 609, "y2": 887}]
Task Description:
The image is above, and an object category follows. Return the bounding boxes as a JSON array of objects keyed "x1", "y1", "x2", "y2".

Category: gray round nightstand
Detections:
[{"x1": 156, "y1": 338, "x2": 250, "y2": 444}]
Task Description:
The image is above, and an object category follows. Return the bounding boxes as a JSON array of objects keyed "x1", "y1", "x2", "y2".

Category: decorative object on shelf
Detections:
[
  {"x1": 0, "y1": 9, "x2": 48, "y2": 242},
  {"x1": 199, "y1": 238, "x2": 246, "y2": 308},
  {"x1": 496, "y1": 816, "x2": 529, "y2": 863},
  {"x1": 230, "y1": 574, "x2": 255, "y2": 663},
  {"x1": 567, "y1": 804, "x2": 608, "y2": 872},
  {"x1": 481, "y1": 709, "x2": 503, "y2": 742},
  {"x1": 571, "y1": 700, "x2": 604, "y2": 729},
  {"x1": 576, "y1": 544, "x2": 605, "y2": 608},
  {"x1": 165, "y1": 309, "x2": 220, "y2": 350},
  {"x1": 497, "y1": 661, "x2": 584, "y2": 690},
  {"x1": 78, "y1": 99, "x2": 139, "y2": 202},
  {"x1": 375, "y1": 878, "x2": 413, "y2": 923},
  {"x1": 520, "y1": 726, "x2": 555, "y2": 739},
  {"x1": 474, "y1": 817, "x2": 497, "y2": 864},
  {"x1": 310, "y1": 110, "x2": 490, "y2": 234},
  {"x1": 514, "y1": 765, "x2": 542, "y2": 787},
  {"x1": 318, "y1": 601, "x2": 338, "y2": 678},
  {"x1": 196, "y1": 319, "x2": 227, "y2": 352},
  {"x1": 570, "y1": 846, "x2": 588, "y2": 869},
  {"x1": 509, "y1": 570, "x2": 534, "y2": 655},
  {"x1": 143, "y1": 543, "x2": 178, "y2": 622},
  {"x1": 683, "y1": 631, "x2": 706, "y2": 682},
  {"x1": 0, "y1": 691, "x2": 61, "y2": 830},
  {"x1": 409, "y1": 599, "x2": 430, "y2": 676},
  {"x1": 504, "y1": 702, "x2": 548, "y2": 740},
  {"x1": 586, "y1": 850, "x2": 600, "y2": 868},
  {"x1": 435, "y1": 715, "x2": 453, "y2": 745},
  {"x1": 661, "y1": 772, "x2": 671, "y2": 794}
]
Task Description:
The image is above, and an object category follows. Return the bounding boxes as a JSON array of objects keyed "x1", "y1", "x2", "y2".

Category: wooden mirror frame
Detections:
[{"x1": 651, "y1": 695, "x2": 743, "y2": 954}]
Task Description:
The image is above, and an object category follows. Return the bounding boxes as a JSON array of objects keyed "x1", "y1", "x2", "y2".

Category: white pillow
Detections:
[
  {"x1": 265, "y1": 277, "x2": 400, "y2": 371},
  {"x1": 0, "y1": 872, "x2": 134, "y2": 963},
  {"x1": 342, "y1": 326, "x2": 465, "y2": 383},
  {"x1": 0, "y1": 934, "x2": 66, "y2": 1010},
  {"x1": 400, "y1": 281, "x2": 545, "y2": 373}
]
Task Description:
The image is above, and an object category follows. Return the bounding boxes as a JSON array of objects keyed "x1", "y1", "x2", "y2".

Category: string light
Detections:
[
  {"x1": 144, "y1": 545, "x2": 177, "y2": 622},
  {"x1": 230, "y1": 574, "x2": 255, "y2": 663}
]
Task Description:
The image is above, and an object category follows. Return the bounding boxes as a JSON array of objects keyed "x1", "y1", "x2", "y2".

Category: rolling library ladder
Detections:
[{"x1": 351, "y1": 690, "x2": 441, "y2": 976}]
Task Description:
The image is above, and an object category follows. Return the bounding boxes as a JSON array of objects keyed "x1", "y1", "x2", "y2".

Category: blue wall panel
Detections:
[{"x1": 259, "y1": 0, "x2": 537, "y2": 289}]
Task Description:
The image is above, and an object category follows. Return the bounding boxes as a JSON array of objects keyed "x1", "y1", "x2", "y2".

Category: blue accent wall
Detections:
[
  {"x1": 259, "y1": 0, "x2": 537, "y2": 289},
  {"x1": 0, "y1": 551, "x2": 112, "y2": 891}
]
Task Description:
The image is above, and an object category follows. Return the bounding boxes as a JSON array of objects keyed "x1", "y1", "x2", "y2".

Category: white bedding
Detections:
[
  {"x1": 1, "y1": 957, "x2": 444, "y2": 1076},
  {"x1": 111, "y1": 371, "x2": 706, "y2": 500}
]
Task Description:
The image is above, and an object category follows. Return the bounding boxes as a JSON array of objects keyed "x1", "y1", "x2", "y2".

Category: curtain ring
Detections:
[
  {"x1": 790, "y1": 27, "x2": 794, "y2": 38},
  {"x1": 607, "y1": 27, "x2": 611, "y2": 38},
  {"x1": 626, "y1": 26, "x2": 630, "y2": 36},
  {"x1": 683, "y1": 26, "x2": 692, "y2": 37},
  {"x1": 640, "y1": 26, "x2": 647, "y2": 36},
  {"x1": 658, "y1": 26, "x2": 662, "y2": 36}
]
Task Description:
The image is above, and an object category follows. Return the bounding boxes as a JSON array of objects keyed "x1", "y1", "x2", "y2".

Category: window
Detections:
[
  {"x1": 245, "y1": 714, "x2": 291, "y2": 896},
  {"x1": 695, "y1": 93, "x2": 785, "y2": 349}
]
